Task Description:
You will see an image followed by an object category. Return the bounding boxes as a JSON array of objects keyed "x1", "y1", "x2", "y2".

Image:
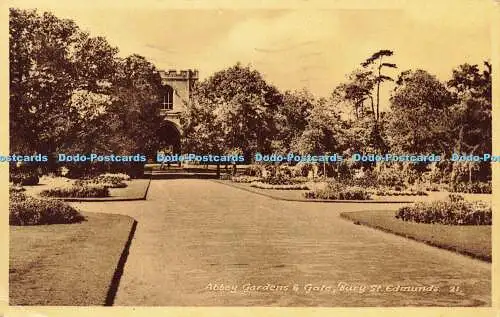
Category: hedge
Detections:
[
  {"x1": 250, "y1": 182, "x2": 309, "y2": 190},
  {"x1": 40, "y1": 184, "x2": 110, "y2": 198},
  {"x1": 10, "y1": 191, "x2": 85, "y2": 225},
  {"x1": 305, "y1": 183, "x2": 371, "y2": 200},
  {"x1": 395, "y1": 200, "x2": 491, "y2": 225}
]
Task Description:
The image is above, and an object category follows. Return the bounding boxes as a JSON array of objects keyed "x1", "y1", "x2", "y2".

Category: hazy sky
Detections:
[{"x1": 14, "y1": 1, "x2": 492, "y2": 100}]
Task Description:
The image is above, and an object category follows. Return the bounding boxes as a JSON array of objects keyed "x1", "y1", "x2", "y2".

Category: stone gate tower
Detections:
[
  {"x1": 157, "y1": 69, "x2": 198, "y2": 154},
  {"x1": 159, "y1": 69, "x2": 199, "y2": 127}
]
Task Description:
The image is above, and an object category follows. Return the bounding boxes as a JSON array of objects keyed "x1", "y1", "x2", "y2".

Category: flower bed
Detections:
[
  {"x1": 451, "y1": 181, "x2": 491, "y2": 194},
  {"x1": 250, "y1": 182, "x2": 309, "y2": 190},
  {"x1": 10, "y1": 191, "x2": 85, "y2": 225},
  {"x1": 74, "y1": 174, "x2": 128, "y2": 188},
  {"x1": 373, "y1": 189, "x2": 428, "y2": 196},
  {"x1": 304, "y1": 183, "x2": 371, "y2": 200},
  {"x1": 395, "y1": 199, "x2": 491, "y2": 225},
  {"x1": 40, "y1": 184, "x2": 110, "y2": 198},
  {"x1": 231, "y1": 175, "x2": 262, "y2": 183},
  {"x1": 98, "y1": 173, "x2": 131, "y2": 181},
  {"x1": 261, "y1": 176, "x2": 305, "y2": 185}
]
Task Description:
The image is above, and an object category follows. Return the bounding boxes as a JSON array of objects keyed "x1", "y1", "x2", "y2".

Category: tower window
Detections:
[{"x1": 162, "y1": 85, "x2": 174, "y2": 110}]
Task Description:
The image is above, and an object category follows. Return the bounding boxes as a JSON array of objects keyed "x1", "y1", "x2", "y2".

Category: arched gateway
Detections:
[{"x1": 156, "y1": 69, "x2": 198, "y2": 155}]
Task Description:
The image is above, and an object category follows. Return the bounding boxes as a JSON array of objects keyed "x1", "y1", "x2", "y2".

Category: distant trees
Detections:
[{"x1": 182, "y1": 55, "x2": 491, "y2": 169}]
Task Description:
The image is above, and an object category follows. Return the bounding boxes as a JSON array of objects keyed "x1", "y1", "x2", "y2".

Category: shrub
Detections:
[
  {"x1": 347, "y1": 169, "x2": 379, "y2": 188},
  {"x1": 451, "y1": 181, "x2": 491, "y2": 194},
  {"x1": 9, "y1": 184, "x2": 25, "y2": 192},
  {"x1": 231, "y1": 175, "x2": 261, "y2": 183},
  {"x1": 373, "y1": 189, "x2": 428, "y2": 196},
  {"x1": 448, "y1": 193, "x2": 465, "y2": 202},
  {"x1": 261, "y1": 175, "x2": 304, "y2": 185},
  {"x1": 10, "y1": 192, "x2": 85, "y2": 225},
  {"x1": 305, "y1": 183, "x2": 371, "y2": 200},
  {"x1": 425, "y1": 184, "x2": 441, "y2": 192},
  {"x1": 250, "y1": 182, "x2": 309, "y2": 190},
  {"x1": 293, "y1": 162, "x2": 318, "y2": 177},
  {"x1": 10, "y1": 171, "x2": 39, "y2": 186},
  {"x1": 276, "y1": 164, "x2": 294, "y2": 178},
  {"x1": 395, "y1": 200, "x2": 491, "y2": 225},
  {"x1": 99, "y1": 173, "x2": 131, "y2": 181},
  {"x1": 244, "y1": 164, "x2": 263, "y2": 177},
  {"x1": 74, "y1": 174, "x2": 128, "y2": 188},
  {"x1": 40, "y1": 184, "x2": 109, "y2": 198},
  {"x1": 375, "y1": 167, "x2": 405, "y2": 187}
]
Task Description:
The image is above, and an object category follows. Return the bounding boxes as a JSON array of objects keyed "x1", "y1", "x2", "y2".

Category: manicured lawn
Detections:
[
  {"x1": 106, "y1": 179, "x2": 150, "y2": 200},
  {"x1": 340, "y1": 210, "x2": 491, "y2": 262},
  {"x1": 10, "y1": 212, "x2": 137, "y2": 305}
]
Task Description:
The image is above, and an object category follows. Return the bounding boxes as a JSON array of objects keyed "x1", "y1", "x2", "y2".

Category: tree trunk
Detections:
[
  {"x1": 376, "y1": 57, "x2": 383, "y2": 121},
  {"x1": 369, "y1": 96, "x2": 376, "y2": 122}
]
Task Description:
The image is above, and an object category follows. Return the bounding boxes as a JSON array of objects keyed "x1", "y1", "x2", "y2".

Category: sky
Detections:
[{"x1": 13, "y1": 0, "x2": 493, "y2": 103}]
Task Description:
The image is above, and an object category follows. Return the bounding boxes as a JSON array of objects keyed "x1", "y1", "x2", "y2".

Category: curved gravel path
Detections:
[{"x1": 73, "y1": 179, "x2": 491, "y2": 306}]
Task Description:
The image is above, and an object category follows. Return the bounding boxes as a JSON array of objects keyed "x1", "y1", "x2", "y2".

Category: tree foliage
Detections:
[
  {"x1": 292, "y1": 98, "x2": 347, "y2": 154},
  {"x1": 272, "y1": 89, "x2": 315, "y2": 153},
  {"x1": 182, "y1": 63, "x2": 283, "y2": 159},
  {"x1": 9, "y1": 8, "x2": 164, "y2": 171},
  {"x1": 446, "y1": 62, "x2": 491, "y2": 155},
  {"x1": 387, "y1": 69, "x2": 454, "y2": 154},
  {"x1": 10, "y1": 9, "x2": 493, "y2": 185},
  {"x1": 360, "y1": 49, "x2": 397, "y2": 122}
]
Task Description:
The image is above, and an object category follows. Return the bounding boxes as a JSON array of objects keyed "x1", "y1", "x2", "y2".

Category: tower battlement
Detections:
[{"x1": 160, "y1": 69, "x2": 199, "y2": 80}]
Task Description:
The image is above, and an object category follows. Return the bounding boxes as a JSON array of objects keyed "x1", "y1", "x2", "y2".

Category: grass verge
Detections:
[
  {"x1": 340, "y1": 210, "x2": 491, "y2": 262},
  {"x1": 10, "y1": 212, "x2": 136, "y2": 305}
]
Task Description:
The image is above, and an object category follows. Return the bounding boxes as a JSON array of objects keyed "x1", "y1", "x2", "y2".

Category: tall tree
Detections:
[
  {"x1": 360, "y1": 50, "x2": 397, "y2": 122},
  {"x1": 337, "y1": 69, "x2": 376, "y2": 121},
  {"x1": 387, "y1": 69, "x2": 454, "y2": 154},
  {"x1": 292, "y1": 98, "x2": 347, "y2": 154},
  {"x1": 9, "y1": 8, "x2": 119, "y2": 155},
  {"x1": 183, "y1": 63, "x2": 283, "y2": 159},
  {"x1": 273, "y1": 89, "x2": 315, "y2": 153},
  {"x1": 446, "y1": 61, "x2": 491, "y2": 155},
  {"x1": 108, "y1": 54, "x2": 164, "y2": 157}
]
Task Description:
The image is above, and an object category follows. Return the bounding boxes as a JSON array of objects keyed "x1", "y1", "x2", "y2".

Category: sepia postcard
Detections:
[{"x1": 0, "y1": 0, "x2": 499, "y2": 316}]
